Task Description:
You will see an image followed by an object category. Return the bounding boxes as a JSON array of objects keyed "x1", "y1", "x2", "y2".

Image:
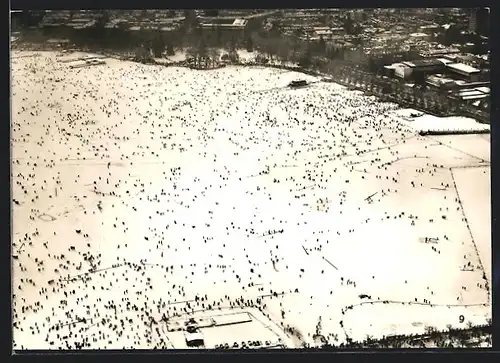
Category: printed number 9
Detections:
[{"x1": 459, "y1": 315, "x2": 465, "y2": 323}]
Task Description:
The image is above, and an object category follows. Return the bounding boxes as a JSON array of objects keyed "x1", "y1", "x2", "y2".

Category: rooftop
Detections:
[
  {"x1": 232, "y1": 19, "x2": 248, "y2": 26},
  {"x1": 446, "y1": 63, "x2": 481, "y2": 74},
  {"x1": 436, "y1": 58, "x2": 453, "y2": 65},
  {"x1": 462, "y1": 94, "x2": 489, "y2": 100},
  {"x1": 426, "y1": 74, "x2": 456, "y2": 85},
  {"x1": 459, "y1": 90, "x2": 485, "y2": 97},
  {"x1": 475, "y1": 86, "x2": 490, "y2": 94},
  {"x1": 315, "y1": 30, "x2": 333, "y2": 35},
  {"x1": 402, "y1": 59, "x2": 444, "y2": 68}
]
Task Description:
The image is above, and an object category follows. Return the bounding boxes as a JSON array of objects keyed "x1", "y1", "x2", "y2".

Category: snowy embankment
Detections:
[
  {"x1": 390, "y1": 108, "x2": 490, "y2": 134},
  {"x1": 161, "y1": 49, "x2": 299, "y2": 68},
  {"x1": 11, "y1": 51, "x2": 491, "y2": 350}
]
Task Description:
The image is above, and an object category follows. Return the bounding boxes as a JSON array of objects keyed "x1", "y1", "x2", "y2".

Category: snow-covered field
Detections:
[
  {"x1": 11, "y1": 51, "x2": 491, "y2": 350},
  {"x1": 392, "y1": 108, "x2": 490, "y2": 134}
]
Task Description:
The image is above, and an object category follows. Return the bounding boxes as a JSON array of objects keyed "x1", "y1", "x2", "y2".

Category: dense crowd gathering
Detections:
[{"x1": 11, "y1": 51, "x2": 490, "y2": 350}]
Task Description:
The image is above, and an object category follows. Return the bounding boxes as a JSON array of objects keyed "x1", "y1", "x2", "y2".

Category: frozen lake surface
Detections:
[{"x1": 11, "y1": 51, "x2": 491, "y2": 349}]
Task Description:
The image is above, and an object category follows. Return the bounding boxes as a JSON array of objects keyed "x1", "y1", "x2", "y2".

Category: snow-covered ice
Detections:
[{"x1": 11, "y1": 51, "x2": 491, "y2": 350}]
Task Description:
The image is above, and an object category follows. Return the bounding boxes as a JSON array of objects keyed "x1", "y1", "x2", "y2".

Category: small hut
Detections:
[{"x1": 289, "y1": 80, "x2": 308, "y2": 88}]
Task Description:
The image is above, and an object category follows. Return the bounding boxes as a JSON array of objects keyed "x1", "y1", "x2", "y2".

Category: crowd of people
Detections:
[{"x1": 11, "y1": 51, "x2": 490, "y2": 350}]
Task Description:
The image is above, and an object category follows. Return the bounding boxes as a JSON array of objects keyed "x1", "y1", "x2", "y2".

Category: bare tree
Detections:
[
  {"x1": 188, "y1": 38, "x2": 208, "y2": 68},
  {"x1": 224, "y1": 38, "x2": 239, "y2": 63},
  {"x1": 267, "y1": 37, "x2": 283, "y2": 62},
  {"x1": 276, "y1": 39, "x2": 292, "y2": 62},
  {"x1": 424, "y1": 325, "x2": 437, "y2": 335},
  {"x1": 186, "y1": 47, "x2": 198, "y2": 66},
  {"x1": 208, "y1": 48, "x2": 220, "y2": 67},
  {"x1": 135, "y1": 45, "x2": 153, "y2": 63}
]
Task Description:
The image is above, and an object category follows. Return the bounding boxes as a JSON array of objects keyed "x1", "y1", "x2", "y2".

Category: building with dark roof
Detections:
[{"x1": 398, "y1": 58, "x2": 447, "y2": 82}]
